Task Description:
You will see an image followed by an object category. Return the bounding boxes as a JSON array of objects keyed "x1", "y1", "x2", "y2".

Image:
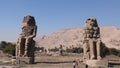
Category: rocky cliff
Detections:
[{"x1": 35, "y1": 26, "x2": 120, "y2": 49}]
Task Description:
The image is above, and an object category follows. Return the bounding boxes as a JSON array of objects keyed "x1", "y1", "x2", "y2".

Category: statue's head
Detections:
[
  {"x1": 22, "y1": 15, "x2": 36, "y2": 27},
  {"x1": 85, "y1": 18, "x2": 98, "y2": 27}
]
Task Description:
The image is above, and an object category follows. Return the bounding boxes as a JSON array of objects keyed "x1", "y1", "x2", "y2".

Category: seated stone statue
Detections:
[
  {"x1": 83, "y1": 18, "x2": 102, "y2": 60},
  {"x1": 16, "y1": 16, "x2": 37, "y2": 57}
]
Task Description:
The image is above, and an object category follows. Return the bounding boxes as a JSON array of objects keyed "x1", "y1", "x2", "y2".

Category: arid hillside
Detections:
[{"x1": 35, "y1": 26, "x2": 120, "y2": 49}]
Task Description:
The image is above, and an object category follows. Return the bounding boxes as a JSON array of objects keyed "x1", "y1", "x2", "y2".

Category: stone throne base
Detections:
[
  {"x1": 16, "y1": 57, "x2": 35, "y2": 64},
  {"x1": 84, "y1": 60, "x2": 108, "y2": 68}
]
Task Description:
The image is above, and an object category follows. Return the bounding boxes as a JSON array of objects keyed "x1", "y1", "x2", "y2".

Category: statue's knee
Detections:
[{"x1": 97, "y1": 41, "x2": 101, "y2": 46}]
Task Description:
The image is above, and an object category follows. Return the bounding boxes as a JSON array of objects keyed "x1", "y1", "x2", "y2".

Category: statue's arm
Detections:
[
  {"x1": 97, "y1": 27, "x2": 100, "y2": 38},
  {"x1": 28, "y1": 25, "x2": 37, "y2": 38},
  {"x1": 82, "y1": 28, "x2": 88, "y2": 42}
]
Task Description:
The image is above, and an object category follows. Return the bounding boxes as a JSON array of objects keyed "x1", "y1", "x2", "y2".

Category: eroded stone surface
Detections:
[
  {"x1": 83, "y1": 18, "x2": 102, "y2": 60},
  {"x1": 16, "y1": 15, "x2": 37, "y2": 64},
  {"x1": 85, "y1": 60, "x2": 108, "y2": 68}
]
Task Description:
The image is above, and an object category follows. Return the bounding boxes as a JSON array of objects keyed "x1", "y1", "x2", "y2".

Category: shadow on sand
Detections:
[
  {"x1": 108, "y1": 62, "x2": 120, "y2": 67},
  {"x1": 34, "y1": 61, "x2": 72, "y2": 64}
]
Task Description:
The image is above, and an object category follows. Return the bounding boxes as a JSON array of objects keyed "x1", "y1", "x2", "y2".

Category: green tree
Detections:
[
  {"x1": 0, "y1": 41, "x2": 8, "y2": 50},
  {"x1": 2, "y1": 42, "x2": 16, "y2": 56},
  {"x1": 109, "y1": 48, "x2": 119, "y2": 55},
  {"x1": 66, "y1": 47, "x2": 83, "y2": 53},
  {"x1": 50, "y1": 47, "x2": 59, "y2": 52},
  {"x1": 101, "y1": 43, "x2": 110, "y2": 57},
  {"x1": 73, "y1": 47, "x2": 83, "y2": 53},
  {"x1": 101, "y1": 43, "x2": 120, "y2": 57}
]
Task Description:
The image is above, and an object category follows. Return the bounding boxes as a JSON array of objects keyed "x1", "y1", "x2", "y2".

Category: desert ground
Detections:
[{"x1": 0, "y1": 52, "x2": 120, "y2": 68}]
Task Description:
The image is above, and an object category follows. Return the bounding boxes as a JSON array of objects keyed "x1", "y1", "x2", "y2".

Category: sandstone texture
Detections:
[
  {"x1": 83, "y1": 18, "x2": 102, "y2": 60},
  {"x1": 16, "y1": 15, "x2": 37, "y2": 64}
]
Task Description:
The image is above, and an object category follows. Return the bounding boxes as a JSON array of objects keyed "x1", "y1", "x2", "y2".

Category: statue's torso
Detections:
[
  {"x1": 21, "y1": 26, "x2": 35, "y2": 37},
  {"x1": 84, "y1": 27, "x2": 100, "y2": 40}
]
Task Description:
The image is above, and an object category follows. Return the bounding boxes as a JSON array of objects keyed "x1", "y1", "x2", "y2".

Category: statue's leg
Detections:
[
  {"x1": 83, "y1": 43, "x2": 87, "y2": 55},
  {"x1": 29, "y1": 40, "x2": 35, "y2": 64},
  {"x1": 89, "y1": 40, "x2": 95, "y2": 59},
  {"x1": 16, "y1": 41, "x2": 19, "y2": 57},
  {"x1": 17, "y1": 37, "x2": 20, "y2": 57},
  {"x1": 24, "y1": 38, "x2": 32, "y2": 57},
  {"x1": 17, "y1": 37, "x2": 25, "y2": 57},
  {"x1": 96, "y1": 40, "x2": 102, "y2": 60},
  {"x1": 83, "y1": 43, "x2": 87, "y2": 59},
  {"x1": 83, "y1": 42, "x2": 89, "y2": 59}
]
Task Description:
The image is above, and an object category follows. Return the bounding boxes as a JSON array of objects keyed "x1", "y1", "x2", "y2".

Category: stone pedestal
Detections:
[
  {"x1": 17, "y1": 57, "x2": 35, "y2": 64},
  {"x1": 84, "y1": 60, "x2": 108, "y2": 68}
]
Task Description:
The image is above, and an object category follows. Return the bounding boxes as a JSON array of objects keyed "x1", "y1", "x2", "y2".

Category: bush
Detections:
[
  {"x1": 35, "y1": 47, "x2": 44, "y2": 52},
  {"x1": 73, "y1": 47, "x2": 83, "y2": 53},
  {"x1": 3, "y1": 43, "x2": 15, "y2": 56},
  {"x1": 109, "y1": 48, "x2": 120, "y2": 56},
  {"x1": 101, "y1": 43, "x2": 110, "y2": 57},
  {"x1": 66, "y1": 47, "x2": 83, "y2": 53},
  {"x1": 0, "y1": 41, "x2": 16, "y2": 56},
  {"x1": 101, "y1": 43, "x2": 120, "y2": 57},
  {"x1": 117, "y1": 52, "x2": 120, "y2": 57},
  {"x1": 50, "y1": 47, "x2": 59, "y2": 52},
  {"x1": 0, "y1": 41, "x2": 8, "y2": 50}
]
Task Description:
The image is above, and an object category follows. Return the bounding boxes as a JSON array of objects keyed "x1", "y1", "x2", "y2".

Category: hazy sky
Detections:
[{"x1": 0, "y1": 0, "x2": 120, "y2": 42}]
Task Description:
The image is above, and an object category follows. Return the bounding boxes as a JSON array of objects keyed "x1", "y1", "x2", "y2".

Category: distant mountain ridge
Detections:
[{"x1": 35, "y1": 26, "x2": 120, "y2": 49}]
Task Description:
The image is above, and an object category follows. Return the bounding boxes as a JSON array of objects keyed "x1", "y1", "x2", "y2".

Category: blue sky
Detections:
[{"x1": 0, "y1": 0, "x2": 120, "y2": 42}]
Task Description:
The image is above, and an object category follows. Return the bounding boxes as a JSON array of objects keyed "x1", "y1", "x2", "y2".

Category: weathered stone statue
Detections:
[
  {"x1": 83, "y1": 18, "x2": 102, "y2": 60},
  {"x1": 16, "y1": 15, "x2": 37, "y2": 64}
]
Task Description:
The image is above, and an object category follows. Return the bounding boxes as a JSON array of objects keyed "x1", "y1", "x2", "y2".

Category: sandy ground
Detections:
[
  {"x1": 0, "y1": 63, "x2": 84, "y2": 68},
  {"x1": 0, "y1": 54, "x2": 84, "y2": 68},
  {"x1": 20, "y1": 62, "x2": 85, "y2": 68},
  {"x1": 0, "y1": 54, "x2": 120, "y2": 68}
]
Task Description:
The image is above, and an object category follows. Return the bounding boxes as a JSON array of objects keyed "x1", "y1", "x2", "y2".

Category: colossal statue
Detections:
[
  {"x1": 16, "y1": 15, "x2": 37, "y2": 64},
  {"x1": 83, "y1": 18, "x2": 102, "y2": 60}
]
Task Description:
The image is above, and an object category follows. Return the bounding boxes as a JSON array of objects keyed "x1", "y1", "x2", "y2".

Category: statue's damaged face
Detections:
[
  {"x1": 22, "y1": 16, "x2": 35, "y2": 26},
  {"x1": 86, "y1": 18, "x2": 97, "y2": 27}
]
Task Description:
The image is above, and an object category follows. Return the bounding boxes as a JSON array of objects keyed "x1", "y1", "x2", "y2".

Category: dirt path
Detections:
[{"x1": 18, "y1": 62, "x2": 85, "y2": 68}]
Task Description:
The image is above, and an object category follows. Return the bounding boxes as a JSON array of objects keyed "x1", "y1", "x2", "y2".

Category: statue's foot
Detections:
[
  {"x1": 24, "y1": 51, "x2": 27, "y2": 57},
  {"x1": 23, "y1": 55, "x2": 27, "y2": 57},
  {"x1": 97, "y1": 56, "x2": 102, "y2": 60},
  {"x1": 18, "y1": 54, "x2": 22, "y2": 57},
  {"x1": 91, "y1": 55, "x2": 95, "y2": 60},
  {"x1": 23, "y1": 54, "x2": 27, "y2": 57}
]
